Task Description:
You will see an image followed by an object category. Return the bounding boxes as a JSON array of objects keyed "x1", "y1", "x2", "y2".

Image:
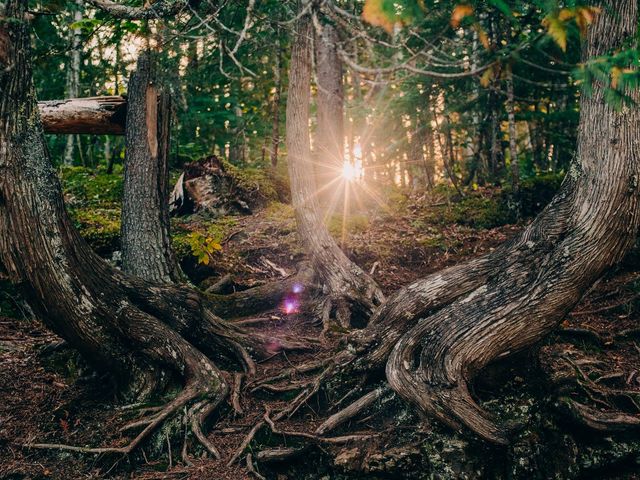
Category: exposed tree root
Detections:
[
  {"x1": 542, "y1": 343, "x2": 640, "y2": 436},
  {"x1": 206, "y1": 262, "x2": 316, "y2": 320},
  {"x1": 25, "y1": 358, "x2": 227, "y2": 458},
  {"x1": 246, "y1": 453, "x2": 266, "y2": 480},
  {"x1": 562, "y1": 399, "x2": 640, "y2": 432}
]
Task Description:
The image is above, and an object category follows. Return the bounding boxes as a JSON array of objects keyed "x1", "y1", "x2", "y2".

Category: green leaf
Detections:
[
  {"x1": 488, "y1": 0, "x2": 514, "y2": 19},
  {"x1": 542, "y1": 15, "x2": 567, "y2": 51}
]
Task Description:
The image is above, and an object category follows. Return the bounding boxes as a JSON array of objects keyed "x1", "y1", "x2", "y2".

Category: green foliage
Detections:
[
  {"x1": 184, "y1": 233, "x2": 222, "y2": 266},
  {"x1": 60, "y1": 166, "x2": 123, "y2": 208},
  {"x1": 172, "y1": 217, "x2": 236, "y2": 264},
  {"x1": 69, "y1": 208, "x2": 121, "y2": 254},
  {"x1": 362, "y1": 0, "x2": 425, "y2": 33},
  {"x1": 575, "y1": 48, "x2": 640, "y2": 110}
]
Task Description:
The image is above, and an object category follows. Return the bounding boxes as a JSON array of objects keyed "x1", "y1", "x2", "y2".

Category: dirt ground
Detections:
[{"x1": 1, "y1": 195, "x2": 639, "y2": 480}]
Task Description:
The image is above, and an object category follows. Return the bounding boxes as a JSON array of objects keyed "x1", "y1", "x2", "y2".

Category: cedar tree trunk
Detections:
[
  {"x1": 121, "y1": 52, "x2": 183, "y2": 283},
  {"x1": 286, "y1": 8, "x2": 384, "y2": 329}
]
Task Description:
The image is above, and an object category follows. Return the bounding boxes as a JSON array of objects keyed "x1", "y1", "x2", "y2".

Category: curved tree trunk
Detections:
[
  {"x1": 355, "y1": 0, "x2": 639, "y2": 444},
  {"x1": 121, "y1": 52, "x2": 183, "y2": 283},
  {"x1": 286, "y1": 8, "x2": 383, "y2": 329},
  {"x1": 0, "y1": 2, "x2": 264, "y2": 456}
]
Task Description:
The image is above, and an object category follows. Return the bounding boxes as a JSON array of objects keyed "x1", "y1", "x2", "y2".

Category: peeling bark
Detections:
[
  {"x1": 39, "y1": 96, "x2": 126, "y2": 135},
  {"x1": 0, "y1": 1, "x2": 265, "y2": 456}
]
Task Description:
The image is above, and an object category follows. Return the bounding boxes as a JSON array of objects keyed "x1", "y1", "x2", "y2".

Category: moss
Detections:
[
  {"x1": 263, "y1": 201, "x2": 297, "y2": 235},
  {"x1": 451, "y1": 196, "x2": 507, "y2": 229},
  {"x1": 418, "y1": 235, "x2": 447, "y2": 250},
  {"x1": 500, "y1": 173, "x2": 564, "y2": 220},
  {"x1": 421, "y1": 195, "x2": 507, "y2": 230},
  {"x1": 414, "y1": 174, "x2": 564, "y2": 231},
  {"x1": 222, "y1": 159, "x2": 287, "y2": 204},
  {"x1": 59, "y1": 165, "x2": 123, "y2": 208},
  {"x1": 69, "y1": 207, "x2": 121, "y2": 254}
]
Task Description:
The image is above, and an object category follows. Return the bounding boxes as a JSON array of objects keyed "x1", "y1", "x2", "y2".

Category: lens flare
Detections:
[
  {"x1": 342, "y1": 161, "x2": 357, "y2": 182},
  {"x1": 283, "y1": 298, "x2": 299, "y2": 314}
]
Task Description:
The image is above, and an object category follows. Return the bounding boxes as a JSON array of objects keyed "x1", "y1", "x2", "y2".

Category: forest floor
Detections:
[{"x1": 1, "y1": 184, "x2": 639, "y2": 479}]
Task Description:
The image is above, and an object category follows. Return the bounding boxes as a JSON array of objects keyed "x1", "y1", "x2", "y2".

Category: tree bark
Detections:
[
  {"x1": 121, "y1": 52, "x2": 183, "y2": 283},
  {"x1": 488, "y1": 88, "x2": 503, "y2": 181},
  {"x1": 39, "y1": 96, "x2": 126, "y2": 134},
  {"x1": 270, "y1": 28, "x2": 283, "y2": 168},
  {"x1": 286, "y1": 7, "x2": 383, "y2": 328},
  {"x1": 229, "y1": 106, "x2": 246, "y2": 164}
]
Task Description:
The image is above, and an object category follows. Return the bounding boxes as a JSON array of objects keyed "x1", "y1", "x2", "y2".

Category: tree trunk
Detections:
[
  {"x1": 488, "y1": 88, "x2": 503, "y2": 181},
  {"x1": 229, "y1": 106, "x2": 246, "y2": 164},
  {"x1": 121, "y1": 52, "x2": 183, "y2": 283},
  {"x1": 270, "y1": 29, "x2": 283, "y2": 168},
  {"x1": 315, "y1": 21, "x2": 344, "y2": 176},
  {"x1": 286, "y1": 8, "x2": 383, "y2": 328},
  {"x1": 104, "y1": 135, "x2": 111, "y2": 169},
  {"x1": 39, "y1": 96, "x2": 127, "y2": 134},
  {"x1": 435, "y1": 109, "x2": 464, "y2": 197},
  {"x1": 424, "y1": 107, "x2": 436, "y2": 189},
  {"x1": 63, "y1": 0, "x2": 83, "y2": 165},
  {"x1": 506, "y1": 68, "x2": 520, "y2": 194},
  {"x1": 0, "y1": 1, "x2": 264, "y2": 456},
  {"x1": 354, "y1": 0, "x2": 639, "y2": 445}
]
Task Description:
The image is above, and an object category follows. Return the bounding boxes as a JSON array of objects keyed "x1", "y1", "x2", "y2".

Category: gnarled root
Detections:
[
  {"x1": 314, "y1": 270, "x2": 385, "y2": 331},
  {"x1": 26, "y1": 308, "x2": 230, "y2": 460},
  {"x1": 542, "y1": 344, "x2": 640, "y2": 434},
  {"x1": 561, "y1": 399, "x2": 640, "y2": 432},
  {"x1": 22, "y1": 276, "x2": 287, "y2": 460},
  {"x1": 206, "y1": 262, "x2": 316, "y2": 320}
]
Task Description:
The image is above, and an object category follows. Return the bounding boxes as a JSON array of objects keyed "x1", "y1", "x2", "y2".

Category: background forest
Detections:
[{"x1": 28, "y1": 0, "x2": 592, "y2": 266}]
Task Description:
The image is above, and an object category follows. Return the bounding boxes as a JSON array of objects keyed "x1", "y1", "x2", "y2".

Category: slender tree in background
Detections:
[
  {"x1": 121, "y1": 52, "x2": 183, "y2": 283},
  {"x1": 286, "y1": 6, "x2": 384, "y2": 328},
  {"x1": 63, "y1": 0, "x2": 83, "y2": 165},
  {"x1": 315, "y1": 20, "x2": 344, "y2": 177},
  {"x1": 506, "y1": 66, "x2": 520, "y2": 194},
  {"x1": 270, "y1": 25, "x2": 283, "y2": 168}
]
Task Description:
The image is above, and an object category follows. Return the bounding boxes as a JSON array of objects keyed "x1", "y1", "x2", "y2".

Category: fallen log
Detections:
[{"x1": 39, "y1": 96, "x2": 126, "y2": 135}]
